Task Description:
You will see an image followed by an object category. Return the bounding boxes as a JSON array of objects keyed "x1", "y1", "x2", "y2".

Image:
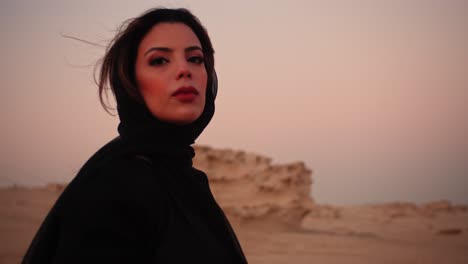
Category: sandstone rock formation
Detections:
[{"x1": 193, "y1": 145, "x2": 314, "y2": 228}]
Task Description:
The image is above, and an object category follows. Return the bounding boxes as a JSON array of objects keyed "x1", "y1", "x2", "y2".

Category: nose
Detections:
[{"x1": 176, "y1": 61, "x2": 192, "y2": 80}]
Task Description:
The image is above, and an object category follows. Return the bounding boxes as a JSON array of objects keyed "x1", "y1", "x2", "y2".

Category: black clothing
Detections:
[{"x1": 23, "y1": 71, "x2": 247, "y2": 262}]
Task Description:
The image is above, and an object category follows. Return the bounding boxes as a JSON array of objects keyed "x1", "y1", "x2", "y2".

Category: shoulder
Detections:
[
  {"x1": 63, "y1": 154, "x2": 167, "y2": 212},
  {"x1": 56, "y1": 155, "x2": 167, "y2": 235}
]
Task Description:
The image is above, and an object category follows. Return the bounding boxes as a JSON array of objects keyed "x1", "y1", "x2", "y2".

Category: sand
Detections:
[{"x1": 1, "y1": 185, "x2": 467, "y2": 264}]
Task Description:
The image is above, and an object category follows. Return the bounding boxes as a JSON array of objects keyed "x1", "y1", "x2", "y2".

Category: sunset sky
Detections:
[{"x1": 1, "y1": 0, "x2": 467, "y2": 205}]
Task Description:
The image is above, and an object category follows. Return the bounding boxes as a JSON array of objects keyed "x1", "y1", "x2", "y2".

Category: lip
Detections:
[
  {"x1": 172, "y1": 86, "x2": 199, "y2": 96},
  {"x1": 172, "y1": 86, "x2": 199, "y2": 103}
]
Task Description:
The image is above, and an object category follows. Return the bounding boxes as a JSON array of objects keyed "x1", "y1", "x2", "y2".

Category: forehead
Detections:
[{"x1": 138, "y1": 22, "x2": 202, "y2": 50}]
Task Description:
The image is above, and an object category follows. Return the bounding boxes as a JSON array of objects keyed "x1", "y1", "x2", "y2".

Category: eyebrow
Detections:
[{"x1": 144, "y1": 46, "x2": 203, "y2": 56}]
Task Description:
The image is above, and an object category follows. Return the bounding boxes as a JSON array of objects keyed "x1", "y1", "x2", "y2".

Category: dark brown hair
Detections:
[{"x1": 95, "y1": 8, "x2": 215, "y2": 113}]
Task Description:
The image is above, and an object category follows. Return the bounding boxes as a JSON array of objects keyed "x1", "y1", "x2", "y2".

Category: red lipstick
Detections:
[{"x1": 172, "y1": 86, "x2": 199, "y2": 103}]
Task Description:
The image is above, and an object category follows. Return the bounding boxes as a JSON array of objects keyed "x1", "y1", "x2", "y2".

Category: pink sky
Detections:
[{"x1": 1, "y1": 0, "x2": 467, "y2": 204}]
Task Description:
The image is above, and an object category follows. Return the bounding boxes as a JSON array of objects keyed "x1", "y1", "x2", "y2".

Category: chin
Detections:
[
  {"x1": 169, "y1": 110, "x2": 203, "y2": 125},
  {"x1": 148, "y1": 104, "x2": 203, "y2": 125}
]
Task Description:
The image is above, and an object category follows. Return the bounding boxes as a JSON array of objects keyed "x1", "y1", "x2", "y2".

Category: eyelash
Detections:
[
  {"x1": 149, "y1": 57, "x2": 168, "y2": 66},
  {"x1": 188, "y1": 56, "x2": 204, "y2": 64},
  {"x1": 149, "y1": 56, "x2": 204, "y2": 66}
]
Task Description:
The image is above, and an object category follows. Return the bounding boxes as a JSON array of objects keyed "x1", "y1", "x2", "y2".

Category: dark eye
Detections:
[
  {"x1": 188, "y1": 56, "x2": 204, "y2": 64},
  {"x1": 149, "y1": 57, "x2": 169, "y2": 66}
]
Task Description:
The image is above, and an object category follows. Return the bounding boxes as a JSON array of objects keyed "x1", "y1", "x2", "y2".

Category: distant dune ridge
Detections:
[{"x1": 0, "y1": 145, "x2": 467, "y2": 263}]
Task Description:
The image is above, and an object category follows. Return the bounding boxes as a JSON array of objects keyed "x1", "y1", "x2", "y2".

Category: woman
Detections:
[{"x1": 23, "y1": 8, "x2": 247, "y2": 263}]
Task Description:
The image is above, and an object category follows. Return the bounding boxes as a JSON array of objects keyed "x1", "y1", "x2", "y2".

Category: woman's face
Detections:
[{"x1": 135, "y1": 22, "x2": 207, "y2": 125}]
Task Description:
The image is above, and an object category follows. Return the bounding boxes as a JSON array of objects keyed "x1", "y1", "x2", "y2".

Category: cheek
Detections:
[
  {"x1": 138, "y1": 76, "x2": 165, "y2": 101},
  {"x1": 198, "y1": 70, "x2": 208, "y2": 94}
]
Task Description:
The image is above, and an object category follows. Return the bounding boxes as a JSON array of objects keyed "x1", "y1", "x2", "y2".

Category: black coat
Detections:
[{"x1": 23, "y1": 138, "x2": 247, "y2": 263}]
